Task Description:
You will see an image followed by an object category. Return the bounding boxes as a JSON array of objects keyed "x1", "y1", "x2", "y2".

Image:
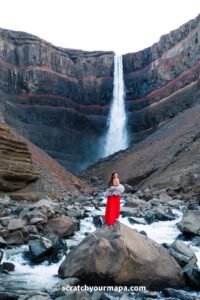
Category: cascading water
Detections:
[{"x1": 103, "y1": 54, "x2": 129, "y2": 157}]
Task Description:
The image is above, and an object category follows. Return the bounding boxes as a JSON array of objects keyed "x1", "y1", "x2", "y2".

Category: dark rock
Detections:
[
  {"x1": 139, "y1": 230, "x2": 147, "y2": 236},
  {"x1": 0, "y1": 236, "x2": 7, "y2": 247},
  {"x1": 93, "y1": 215, "x2": 104, "y2": 228},
  {"x1": 183, "y1": 264, "x2": 200, "y2": 290},
  {"x1": 0, "y1": 250, "x2": 3, "y2": 263},
  {"x1": 163, "y1": 288, "x2": 196, "y2": 300},
  {"x1": 27, "y1": 237, "x2": 67, "y2": 264},
  {"x1": 143, "y1": 190, "x2": 154, "y2": 201},
  {"x1": 124, "y1": 184, "x2": 135, "y2": 193},
  {"x1": 120, "y1": 207, "x2": 139, "y2": 218},
  {"x1": 124, "y1": 199, "x2": 150, "y2": 209},
  {"x1": 2, "y1": 262, "x2": 15, "y2": 272},
  {"x1": 66, "y1": 209, "x2": 82, "y2": 219},
  {"x1": 128, "y1": 217, "x2": 147, "y2": 225},
  {"x1": 0, "y1": 292, "x2": 18, "y2": 300},
  {"x1": 144, "y1": 206, "x2": 175, "y2": 224}
]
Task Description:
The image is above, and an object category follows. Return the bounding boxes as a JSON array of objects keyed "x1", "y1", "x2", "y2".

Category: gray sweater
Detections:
[{"x1": 106, "y1": 184, "x2": 125, "y2": 196}]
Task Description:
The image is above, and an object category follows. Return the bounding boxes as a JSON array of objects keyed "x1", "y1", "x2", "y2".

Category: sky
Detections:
[{"x1": 0, "y1": 0, "x2": 200, "y2": 54}]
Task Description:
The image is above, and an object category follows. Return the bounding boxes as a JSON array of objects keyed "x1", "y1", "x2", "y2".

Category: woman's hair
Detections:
[{"x1": 108, "y1": 171, "x2": 117, "y2": 187}]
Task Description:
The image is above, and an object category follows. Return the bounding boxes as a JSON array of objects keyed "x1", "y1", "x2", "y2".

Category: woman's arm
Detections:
[{"x1": 113, "y1": 177, "x2": 120, "y2": 186}]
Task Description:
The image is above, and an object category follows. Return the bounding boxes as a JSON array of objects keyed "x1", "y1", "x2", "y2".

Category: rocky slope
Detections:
[
  {"x1": 0, "y1": 120, "x2": 94, "y2": 196},
  {"x1": 0, "y1": 121, "x2": 40, "y2": 191},
  {"x1": 1, "y1": 14, "x2": 200, "y2": 173}
]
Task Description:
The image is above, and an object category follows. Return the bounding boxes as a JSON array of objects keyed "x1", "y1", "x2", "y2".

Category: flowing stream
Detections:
[
  {"x1": 1, "y1": 195, "x2": 200, "y2": 297},
  {"x1": 103, "y1": 54, "x2": 129, "y2": 157}
]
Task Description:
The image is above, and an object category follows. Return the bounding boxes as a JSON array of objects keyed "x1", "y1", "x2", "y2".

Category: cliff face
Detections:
[
  {"x1": 0, "y1": 14, "x2": 200, "y2": 173},
  {"x1": 0, "y1": 29, "x2": 114, "y2": 172},
  {"x1": 123, "y1": 14, "x2": 200, "y2": 137}
]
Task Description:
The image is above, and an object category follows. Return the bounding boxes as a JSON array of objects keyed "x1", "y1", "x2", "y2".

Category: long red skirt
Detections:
[{"x1": 104, "y1": 195, "x2": 120, "y2": 225}]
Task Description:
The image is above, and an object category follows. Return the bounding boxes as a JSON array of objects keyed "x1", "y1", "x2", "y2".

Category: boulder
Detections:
[
  {"x1": 58, "y1": 221, "x2": 185, "y2": 290},
  {"x1": 124, "y1": 199, "x2": 150, "y2": 209},
  {"x1": 44, "y1": 215, "x2": 78, "y2": 238},
  {"x1": 4, "y1": 230, "x2": 25, "y2": 245},
  {"x1": 177, "y1": 210, "x2": 200, "y2": 235},
  {"x1": 28, "y1": 237, "x2": 67, "y2": 264},
  {"x1": 20, "y1": 210, "x2": 48, "y2": 224},
  {"x1": 120, "y1": 207, "x2": 139, "y2": 218},
  {"x1": 0, "y1": 216, "x2": 15, "y2": 227},
  {"x1": 7, "y1": 218, "x2": 26, "y2": 230},
  {"x1": 144, "y1": 206, "x2": 175, "y2": 224},
  {"x1": 169, "y1": 240, "x2": 197, "y2": 268},
  {"x1": 0, "y1": 122, "x2": 40, "y2": 192},
  {"x1": 159, "y1": 193, "x2": 173, "y2": 202}
]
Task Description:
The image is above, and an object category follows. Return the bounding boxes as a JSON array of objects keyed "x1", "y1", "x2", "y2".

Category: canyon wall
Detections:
[
  {"x1": 0, "y1": 14, "x2": 200, "y2": 173},
  {"x1": 0, "y1": 29, "x2": 114, "y2": 172},
  {"x1": 123, "y1": 14, "x2": 200, "y2": 137}
]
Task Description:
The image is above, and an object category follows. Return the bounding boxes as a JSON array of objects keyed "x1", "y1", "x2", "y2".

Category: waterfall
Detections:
[{"x1": 103, "y1": 54, "x2": 129, "y2": 157}]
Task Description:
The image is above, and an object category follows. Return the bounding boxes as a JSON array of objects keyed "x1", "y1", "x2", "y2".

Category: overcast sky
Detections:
[{"x1": 0, "y1": 0, "x2": 200, "y2": 54}]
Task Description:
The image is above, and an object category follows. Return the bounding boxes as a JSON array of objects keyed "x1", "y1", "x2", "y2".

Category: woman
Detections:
[{"x1": 104, "y1": 171, "x2": 125, "y2": 226}]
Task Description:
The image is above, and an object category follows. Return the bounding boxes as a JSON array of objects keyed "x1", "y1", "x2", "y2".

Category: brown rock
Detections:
[
  {"x1": 0, "y1": 122, "x2": 40, "y2": 192},
  {"x1": 44, "y1": 215, "x2": 78, "y2": 238},
  {"x1": 58, "y1": 222, "x2": 185, "y2": 290},
  {"x1": 7, "y1": 218, "x2": 26, "y2": 230},
  {"x1": 10, "y1": 193, "x2": 40, "y2": 202},
  {"x1": 5, "y1": 230, "x2": 25, "y2": 245}
]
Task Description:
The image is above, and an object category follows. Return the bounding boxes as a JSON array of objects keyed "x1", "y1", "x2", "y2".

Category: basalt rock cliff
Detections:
[
  {"x1": 1, "y1": 14, "x2": 200, "y2": 173},
  {"x1": 123, "y1": 14, "x2": 200, "y2": 139},
  {"x1": 0, "y1": 29, "x2": 114, "y2": 173}
]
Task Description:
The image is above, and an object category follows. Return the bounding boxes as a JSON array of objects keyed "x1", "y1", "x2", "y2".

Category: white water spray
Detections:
[{"x1": 103, "y1": 54, "x2": 129, "y2": 157}]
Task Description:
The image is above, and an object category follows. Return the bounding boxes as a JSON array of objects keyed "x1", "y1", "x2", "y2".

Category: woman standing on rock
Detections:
[{"x1": 104, "y1": 171, "x2": 125, "y2": 226}]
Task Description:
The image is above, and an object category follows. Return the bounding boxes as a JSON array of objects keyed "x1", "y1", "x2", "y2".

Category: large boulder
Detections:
[
  {"x1": 44, "y1": 215, "x2": 78, "y2": 238},
  {"x1": 0, "y1": 122, "x2": 40, "y2": 192},
  {"x1": 58, "y1": 221, "x2": 185, "y2": 290},
  {"x1": 177, "y1": 210, "x2": 200, "y2": 236}
]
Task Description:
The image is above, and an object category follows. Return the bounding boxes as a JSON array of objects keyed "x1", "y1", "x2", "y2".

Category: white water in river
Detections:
[
  {"x1": 1, "y1": 196, "x2": 200, "y2": 293},
  {"x1": 103, "y1": 54, "x2": 129, "y2": 157}
]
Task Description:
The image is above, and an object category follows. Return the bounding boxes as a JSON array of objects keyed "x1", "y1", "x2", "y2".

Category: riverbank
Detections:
[{"x1": 0, "y1": 188, "x2": 199, "y2": 299}]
